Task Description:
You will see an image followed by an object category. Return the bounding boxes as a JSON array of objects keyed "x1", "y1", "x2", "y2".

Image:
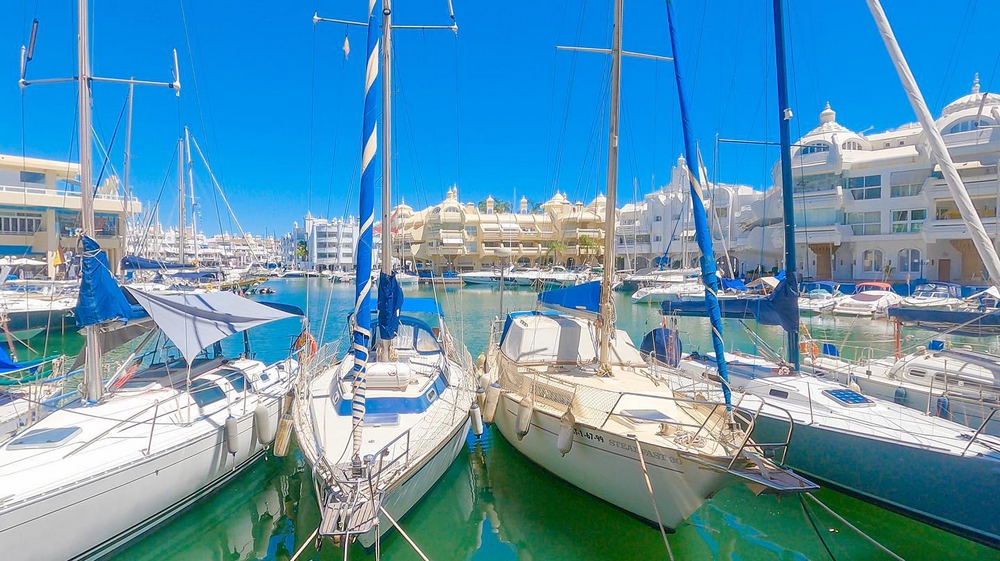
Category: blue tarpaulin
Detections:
[
  {"x1": 74, "y1": 236, "x2": 132, "y2": 327},
  {"x1": 537, "y1": 281, "x2": 601, "y2": 319},
  {"x1": 751, "y1": 278, "x2": 800, "y2": 333},
  {"x1": 721, "y1": 277, "x2": 748, "y2": 292},
  {"x1": 639, "y1": 327, "x2": 682, "y2": 367},
  {"x1": 120, "y1": 255, "x2": 186, "y2": 270},
  {"x1": 378, "y1": 272, "x2": 404, "y2": 340}
]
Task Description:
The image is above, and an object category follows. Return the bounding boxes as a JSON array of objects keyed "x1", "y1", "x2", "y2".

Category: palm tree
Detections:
[
  {"x1": 477, "y1": 199, "x2": 512, "y2": 214},
  {"x1": 577, "y1": 235, "x2": 600, "y2": 265},
  {"x1": 546, "y1": 240, "x2": 567, "y2": 266},
  {"x1": 295, "y1": 240, "x2": 309, "y2": 266}
]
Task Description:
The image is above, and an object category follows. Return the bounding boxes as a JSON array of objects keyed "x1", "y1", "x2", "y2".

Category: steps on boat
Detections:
[{"x1": 318, "y1": 487, "x2": 382, "y2": 538}]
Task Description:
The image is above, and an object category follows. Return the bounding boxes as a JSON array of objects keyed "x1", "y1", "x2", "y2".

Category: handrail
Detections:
[
  {"x1": 143, "y1": 400, "x2": 161, "y2": 455},
  {"x1": 65, "y1": 399, "x2": 161, "y2": 458}
]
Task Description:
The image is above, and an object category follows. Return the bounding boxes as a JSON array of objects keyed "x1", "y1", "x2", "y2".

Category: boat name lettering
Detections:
[{"x1": 607, "y1": 438, "x2": 680, "y2": 464}]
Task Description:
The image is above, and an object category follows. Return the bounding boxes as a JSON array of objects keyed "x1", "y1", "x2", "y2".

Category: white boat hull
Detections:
[
  {"x1": 492, "y1": 393, "x2": 733, "y2": 529},
  {"x1": 0, "y1": 395, "x2": 286, "y2": 560},
  {"x1": 357, "y1": 418, "x2": 471, "y2": 548}
]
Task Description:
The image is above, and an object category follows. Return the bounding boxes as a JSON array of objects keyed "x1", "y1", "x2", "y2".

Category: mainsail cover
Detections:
[
  {"x1": 75, "y1": 236, "x2": 133, "y2": 327},
  {"x1": 378, "y1": 272, "x2": 403, "y2": 339},
  {"x1": 537, "y1": 281, "x2": 601, "y2": 319},
  {"x1": 751, "y1": 278, "x2": 800, "y2": 333},
  {"x1": 125, "y1": 288, "x2": 296, "y2": 363}
]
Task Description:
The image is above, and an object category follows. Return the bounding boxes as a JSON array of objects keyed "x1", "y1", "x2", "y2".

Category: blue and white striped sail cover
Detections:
[{"x1": 350, "y1": 0, "x2": 383, "y2": 458}]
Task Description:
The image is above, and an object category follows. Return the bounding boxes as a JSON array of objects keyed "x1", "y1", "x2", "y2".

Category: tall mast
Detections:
[
  {"x1": 598, "y1": 0, "x2": 623, "y2": 368},
  {"x1": 665, "y1": 0, "x2": 731, "y2": 404},
  {"x1": 381, "y1": 0, "x2": 393, "y2": 277},
  {"x1": 772, "y1": 0, "x2": 799, "y2": 369},
  {"x1": 185, "y1": 126, "x2": 198, "y2": 265},
  {"x1": 78, "y1": 0, "x2": 103, "y2": 402},
  {"x1": 177, "y1": 138, "x2": 186, "y2": 265},
  {"x1": 123, "y1": 81, "x2": 133, "y2": 263}
]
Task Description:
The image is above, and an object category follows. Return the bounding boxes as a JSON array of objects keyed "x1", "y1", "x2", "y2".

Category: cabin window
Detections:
[
  {"x1": 861, "y1": 249, "x2": 884, "y2": 273},
  {"x1": 8, "y1": 427, "x2": 81, "y2": 450},
  {"x1": 908, "y1": 369, "x2": 925, "y2": 378},
  {"x1": 769, "y1": 389, "x2": 789, "y2": 399},
  {"x1": 223, "y1": 369, "x2": 248, "y2": 393},
  {"x1": 190, "y1": 379, "x2": 227, "y2": 407}
]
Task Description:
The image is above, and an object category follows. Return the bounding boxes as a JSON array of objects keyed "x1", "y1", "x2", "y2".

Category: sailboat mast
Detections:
[
  {"x1": 867, "y1": 0, "x2": 1000, "y2": 287},
  {"x1": 665, "y1": 0, "x2": 731, "y2": 404},
  {"x1": 598, "y1": 0, "x2": 623, "y2": 367},
  {"x1": 123, "y1": 81, "x2": 133, "y2": 262},
  {"x1": 78, "y1": 0, "x2": 103, "y2": 402},
  {"x1": 772, "y1": 0, "x2": 799, "y2": 369},
  {"x1": 185, "y1": 126, "x2": 198, "y2": 265},
  {"x1": 381, "y1": 0, "x2": 393, "y2": 277},
  {"x1": 177, "y1": 137, "x2": 186, "y2": 266}
]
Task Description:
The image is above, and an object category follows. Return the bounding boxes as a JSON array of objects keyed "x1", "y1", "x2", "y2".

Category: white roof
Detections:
[{"x1": 501, "y1": 314, "x2": 644, "y2": 365}]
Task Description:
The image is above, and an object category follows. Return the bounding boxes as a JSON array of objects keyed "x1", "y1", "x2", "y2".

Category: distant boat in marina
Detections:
[
  {"x1": 831, "y1": 281, "x2": 903, "y2": 317},
  {"x1": 900, "y1": 282, "x2": 964, "y2": 310}
]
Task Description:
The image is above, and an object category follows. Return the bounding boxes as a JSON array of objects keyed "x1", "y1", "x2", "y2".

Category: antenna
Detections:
[{"x1": 27, "y1": 19, "x2": 38, "y2": 61}]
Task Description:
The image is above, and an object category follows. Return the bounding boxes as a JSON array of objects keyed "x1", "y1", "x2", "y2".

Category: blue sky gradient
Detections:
[{"x1": 1, "y1": 1, "x2": 997, "y2": 235}]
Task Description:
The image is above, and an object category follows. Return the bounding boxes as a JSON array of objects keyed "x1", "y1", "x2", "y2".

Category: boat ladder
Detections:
[{"x1": 318, "y1": 480, "x2": 383, "y2": 539}]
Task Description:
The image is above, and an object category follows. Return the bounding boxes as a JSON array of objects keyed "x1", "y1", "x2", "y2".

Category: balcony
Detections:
[
  {"x1": 793, "y1": 184, "x2": 843, "y2": 208},
  {"x1": 923, "y1": 217, "x2": 999, "y2": 241},
  {"x1": 0, "y1": 183, "x2": 141, "y2": 214}
]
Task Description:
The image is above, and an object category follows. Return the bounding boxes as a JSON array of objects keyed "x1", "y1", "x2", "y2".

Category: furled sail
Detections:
[
  {"x1": 377, "y1": 271, "x2": 403, "y2": 340},
  {"x1": 75, "y1": 236, "x2": 133, "y2": 327}
]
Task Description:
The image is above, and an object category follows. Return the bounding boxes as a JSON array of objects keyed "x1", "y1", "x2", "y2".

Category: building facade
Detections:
[
  {"x1": 290, "y1": 212, "x2": 358, "y2": 272},
  {"x1": 741, "y1": 76, "x2": 1000, "y2": 283},
  {"x1": 616, "y1": 156, "x2": 764, "y2": 274},
  {"x1": 0, "y1": 153, "x2": 140, "y2": 277},
  {"x1": 393, "y1": 188, "x2": 607, "y2": 274}
]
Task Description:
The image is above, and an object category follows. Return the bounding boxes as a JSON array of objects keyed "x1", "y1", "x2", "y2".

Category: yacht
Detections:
[
  {"x1": 797, "y1": 281, "x2": 840, "y2": 315},
  {"x1": 831, "y1": 281, "x2": 903, "y2": 317},
  {"x1": 900, "y1": 282, "x2": 964, "y2": 310}
]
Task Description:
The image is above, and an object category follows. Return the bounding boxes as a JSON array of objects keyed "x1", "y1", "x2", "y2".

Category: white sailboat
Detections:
[
  {"x1": 294, "y1": 1, "x2": 476, "y2": 549},
  {"x1": 672, "y1": 0, "x2": 1000, "y2": 546},
  {"x1": 484, "y1": 0, "x2": 815, "y2": 535},
  {"x1": 0, "y1": 7, "x2": 306, "y2": 557}
]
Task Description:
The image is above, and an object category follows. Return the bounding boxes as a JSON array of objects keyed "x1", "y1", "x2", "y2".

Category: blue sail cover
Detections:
[
  {"x1": 349, "y1": 0, "x2": 383, "y2": 457},
  {"x1": 75, "y1": 236, "x2": 132, "y2": 327},
  {"x1": 751, "y1": 278, "x2": 800, "y2": 333},
  {"x1": 721, "y1": 277, "x2": 748, "y2": 292},
  {"x1": 378, "y1": 272, "x2": 403, "y2": 339},
  {"x1": 666, "y1": 0, "x2": 731, "y2": 405},
  {"x1": 537, "y1": 281, "x2": 601, "y2": 319},
  {"x1": 639, "y1": 327, "x2": 682, "y2": 367}
]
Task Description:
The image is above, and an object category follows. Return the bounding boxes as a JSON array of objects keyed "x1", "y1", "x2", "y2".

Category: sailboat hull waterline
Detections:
[
  {"x1": 492, "y1": 393, "x2": 736, "y2": 528},
  {"x1": 0, "y1": 358, "x2": 297, "y2": 560}
]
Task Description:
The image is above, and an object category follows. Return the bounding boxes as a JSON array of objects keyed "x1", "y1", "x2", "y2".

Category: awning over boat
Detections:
[
  {"x1": 499, "y1": 311, "x2": 644, "y2": 365},
  {"x1": 125, "y1": 288, "x2": 300, "y2": 363},
  {"x1": 537, "y1": 280, "x2": 600, "y2": 319}
]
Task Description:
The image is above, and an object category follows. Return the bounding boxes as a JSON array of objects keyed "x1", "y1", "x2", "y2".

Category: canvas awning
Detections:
[{"x1": 125, "y1": 288, "x2": 300, "y2": 363}]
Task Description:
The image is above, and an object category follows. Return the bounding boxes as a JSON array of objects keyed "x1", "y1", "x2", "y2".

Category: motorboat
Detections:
[
  {"x1": 459, "y1": 269, "x2": 502, "y2": 287},
  {"x1": 900, "y1": 282, "x2": 964, "y2": 310},
  {"x1": 832, "y1": 281, "x2": 902, "y2": 317},
  {"x1": 631, "y1": 278, "x2": 703, "y2": 304},
  {"x1": 797, "y1": 281, "x2": 840, "y2": 315}
]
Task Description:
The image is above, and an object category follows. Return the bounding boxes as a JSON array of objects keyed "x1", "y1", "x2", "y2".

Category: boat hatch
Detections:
[
  {"x1": 221, "y1": 368, "x2": 247, "y2": 392},
  {"x1": 366, "y1": 413, "x2": 400, "y2": 427},
  {"x1": 822, "y1": 389, "x2": 874, "y2": 408},
  {"x1": 190, "y1": 379, "x2": 227, "y2": 407},
  {"x1": 8, "y1": 426, "x2": 82, "y2": 450},
  {"x1": 620, "y1": 409, "x2": 676, "y2": 424}
]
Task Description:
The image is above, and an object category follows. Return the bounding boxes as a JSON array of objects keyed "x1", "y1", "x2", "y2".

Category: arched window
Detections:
[
  {"x1": 898, "y1": 248, "x2": 921, "y2": 273},
  {"x1": 842, "y1": 140, "x2": 864, "y2": 151},
  {"x1": 948, "y1": 119, "x2": 991, "y2": 134},
  {"x1": 799, "y1": 142, "x2": 831, "y2": 156},
  {"x1": 862, "y1": 249, "x2": 883, "y2": 272}
]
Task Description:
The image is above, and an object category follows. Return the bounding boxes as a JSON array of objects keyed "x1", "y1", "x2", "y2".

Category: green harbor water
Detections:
[{"x1": 74, "y1": 278, "x2": 995, "y2": 560}]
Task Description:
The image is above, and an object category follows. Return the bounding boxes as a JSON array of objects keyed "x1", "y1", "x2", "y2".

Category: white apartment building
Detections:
[
  {"x1": 616, "y1": 155, "x2": 763, "y2": 274},
  {"x1": 292, "y1": 212, "x2": 358, "y2": 272},
  {"x1": 740, "y1": 76, "x2": 1000, "y2": 284}
]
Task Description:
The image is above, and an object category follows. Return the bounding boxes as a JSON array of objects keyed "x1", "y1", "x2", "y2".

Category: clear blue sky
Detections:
[{"x1": 1, "y1": 1, "x2": 997, "y2": 236}]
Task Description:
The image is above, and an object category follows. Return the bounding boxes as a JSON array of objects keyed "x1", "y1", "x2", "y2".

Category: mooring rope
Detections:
[
  {"x1": 805, "y1": 493, "x2": 904, "y2": 560},
  {"x1": 631, "y1": 435, "x2": 675, "y2": 561}
]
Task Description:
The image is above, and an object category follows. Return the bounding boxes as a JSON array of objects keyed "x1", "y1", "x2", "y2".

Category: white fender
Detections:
[
  {"x1": 470, "y1": 402, "x2": 484, "y2": 437},
  {"x1": 483, "y1": 382, "x2": 501, "y2": 424},
  {"x1": 254, "y1": 404, "x2": 275, "y2": 444},
  {"x1": 515, "y1": 396, "x2": 533, "y2": 440},
  {"x1": 225, "y1": 416, "x2": 239, "y2": 456},
  {"x1": 557, "y1": 410, "x2": 576, "y2": 456}
]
